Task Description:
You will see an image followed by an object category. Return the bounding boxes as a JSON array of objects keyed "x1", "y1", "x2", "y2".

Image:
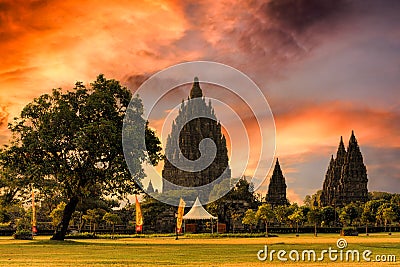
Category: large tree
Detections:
[
  {"x1": 3, "y1": 75, "x2": 162, "y2": 240},
  {"x1": 256, "y1": 204, "x2": 274, "y2": 237}
]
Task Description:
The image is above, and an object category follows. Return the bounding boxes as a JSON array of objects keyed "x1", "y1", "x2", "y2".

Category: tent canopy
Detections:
[{"x1": 183, "y1": 197, "x2": 217, "y2": 220}]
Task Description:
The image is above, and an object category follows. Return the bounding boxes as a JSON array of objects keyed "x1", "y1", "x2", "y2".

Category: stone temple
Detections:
[
  {"x1": 162, "y1": 77, "x2": 231, "y2": 194},
  {"x1": 320, "y1": 131, "x2": 368, "y2": 207},
  {"x1": 266, "y1": 158, "x2": 288, "y2": 207}
]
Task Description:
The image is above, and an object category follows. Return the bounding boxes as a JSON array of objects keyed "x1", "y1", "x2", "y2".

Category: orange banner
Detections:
[
  {"x1": 135, "y1": 195, "x2": 143, "y2": 232},
  {"x1": 32, "y1": 190, "x2": 37, "y2": 234},
  {"x1": 176, "y1": 198, "x2": 186, "y2": 233}
]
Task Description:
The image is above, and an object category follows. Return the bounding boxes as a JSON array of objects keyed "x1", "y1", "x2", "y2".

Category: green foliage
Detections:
[
  {"x1": 307, "y1": 208, "x2": 322, "y2": 236},
  {"x1": 342, "y1": 203, "x2": 362, "y2": 226},
  {"x1": 83, "y1": 208, "x2": 106, "y2": 234},
  {"x1": 321, "y1": 206, "x2": 336, "y2": 226},
  {"x1": 230, "y1": 212, "x2": 242, "y2": 233},
  {"x1": 103, "y1": 212, "x2": 122, "y2": 225},
  {"x1": 303, "y1": 195, "x2": 312, "y2": 207},
  {"x1": 0, "y1": 207, "x2": 10, "y2": 223},
  {"x1": 256, "y1": 204, "x2": 274, "y2": 236},
  {"x1": 140, "y1": 196, "x2": 171, "y2": 230},
  {"x1": 103, "y1": 212, "x2": 122, "y2": 234},
  {"x1": 156, "y1": 189, "x2": 197, "y2": 206},
  {"x1": 288, "y1": 208, "x2": 305, "y2": 230},
  {"x1": 1, "y1": 75, "x2": 162, "y2": 240},
  {"x1": 0, "y1": 160, "x2": 28, "y2": 206},
  {"x1": 13, "y1": 229, "x2": 33, "y2": 240},
  {"x1": 369, "y1": 191, "x2": 393, "y2": 201},
  {"x1": 307, "y1": 209, "x2": 322, "y2": 224},
  {"x1": 0, "y1": 203, "x2": 25, "y2": 226},
  {"x1": 339, "y1": 210, "x2": 350, "y2": 226},
  {"x1": 15, "y1": 216, "x2": 31, "y2": 232},
  {"x1": 256, "y1": 204, "x2": 274, "y2": 223},
  {"x1": 50, "y1": 202, "x2": 66, "y2": 227},
  {"x1": 274, "y1": 205, "x2": 288, "y2": 225},
  {"x1": 309, "y1": 190, "x2": 323, "y2": 208},
  {"x1": 377, "y1": 205, "x2": 397, "y2": 229},
  {"x1": 145, "y1": 122, "x2": 163, "y2": 165},
  {"x1": 242, "y1": 209, "x2": 257, "y2": 232},
  {"x1": 207, "y1": 176, "x2": 259, "y2": 232},
  {"x1": 362, "y1": 199, "x2": 386, "y2": 224}
]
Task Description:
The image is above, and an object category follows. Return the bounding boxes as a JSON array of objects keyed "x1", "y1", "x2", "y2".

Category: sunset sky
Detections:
[{"x1": 1, "y1": 0, "x2": 399, "y2": 203}]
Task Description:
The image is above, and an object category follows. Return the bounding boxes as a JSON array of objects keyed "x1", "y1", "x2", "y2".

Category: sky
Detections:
[{"x1": 0, "y1": 0, "x2": 399, "y2": 204}]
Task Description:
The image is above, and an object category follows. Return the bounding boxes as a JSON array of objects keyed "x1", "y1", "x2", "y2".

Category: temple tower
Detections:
[
  {"x1": 321, "y1": 131, "x2": 368, "y2": 207},
  {"x1": 338, "y1": 131, "x2": 368, "y2": 204},
  {"x1": 266, "y1": 158, "x2": 288, "y2": 206},
  {"x1": 162, "y1": 77, "x2": 231, "y2": 193}
]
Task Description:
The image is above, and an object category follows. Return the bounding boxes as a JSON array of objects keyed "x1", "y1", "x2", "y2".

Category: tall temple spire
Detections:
[
  {"x1": 340, "y1": 130, "x2": 368, "y2": 204},
  {"x1": 321, "y1": 131, "x2": 368, "y2": 207},
  {"x1": 190, "y1": 77, "x2": 203, "y2": 98},
  {"x1": 147, "y1": 179, "x2": 155, "y2": 194},
  {"x1": 267, "y1": 158, "x2": 288, "y2": 207},
  {"x1": 349, "y1": 130, "x2": 357, "y2": 144},
  {"x1": 336, "y1": 136, "x2": 346, "y2": 162},
  {"x1": 162, "y1": 76, "x2": 231, "y2": 200}
]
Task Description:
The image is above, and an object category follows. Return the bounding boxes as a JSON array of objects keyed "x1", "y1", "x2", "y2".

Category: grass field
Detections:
[{"x1": 0, "y1": 233, "x2": 399, "y2": 266}]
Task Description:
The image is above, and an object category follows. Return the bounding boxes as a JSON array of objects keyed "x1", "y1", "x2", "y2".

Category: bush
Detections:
[
  {"x1": 13, "y1": 229, "x2": 33, "y2": 240},
  {"x1": 341, "y1": 227, "x2": 358, "y2": 236}
]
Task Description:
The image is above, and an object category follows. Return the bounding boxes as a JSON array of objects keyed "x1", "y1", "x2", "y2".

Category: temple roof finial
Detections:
[{"x1": 190, "y1": 76, "x2": 203, "y2": 98}]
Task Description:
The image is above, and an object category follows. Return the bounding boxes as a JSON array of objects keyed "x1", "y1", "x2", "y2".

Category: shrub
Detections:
[
  {"x1": 13, "y1": 229, "x2": 33, "y2": 240},
  {"x1": 341, "y1": 227, "x2": 358, "y2": 236}
]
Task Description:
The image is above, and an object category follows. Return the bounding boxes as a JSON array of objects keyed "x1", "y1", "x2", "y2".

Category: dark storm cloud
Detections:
[
  {"x1": 264, "y1": 0, "x2": 348, "y2": 33},
  {"x1": 123, "y1": 74, "x2": 151, "y2": 92},
  {"x1": 235, "y1": 0, "x2": 351, "y2": 67},
  {"x1": 167, "y1": 0, "x2": 354, "y2": 75}
]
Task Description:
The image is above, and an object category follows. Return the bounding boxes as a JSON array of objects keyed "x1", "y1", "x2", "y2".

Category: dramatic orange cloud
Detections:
[
  {"x1": 0, "y1": 0, "x2": 192, "y2": 143},
  {"x1": 275, "y1": 101, "x2": 400, "y2": 154}
]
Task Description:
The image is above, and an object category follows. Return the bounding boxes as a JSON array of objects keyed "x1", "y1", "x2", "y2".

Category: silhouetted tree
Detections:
[{"x1": 3, "y1": 75, "x2": 162, "y2": 240}]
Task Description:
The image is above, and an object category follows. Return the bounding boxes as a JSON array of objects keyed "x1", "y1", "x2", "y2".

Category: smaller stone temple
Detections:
[
  {"x1": 320, "y1": 131, "x2": 368, "y2": 207},
  {"x1": 266, "y1": 158, "x2": 288, "y2": 206}
]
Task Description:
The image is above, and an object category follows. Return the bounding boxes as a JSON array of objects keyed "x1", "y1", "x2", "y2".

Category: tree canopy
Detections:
[{"x1": 1, "y1": 75, "x2": 162, "y2": 240}]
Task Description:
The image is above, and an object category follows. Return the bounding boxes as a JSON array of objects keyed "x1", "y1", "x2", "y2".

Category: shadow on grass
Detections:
[{"x1": 24, "y1": 238, "x2": 181, "y2": 248}]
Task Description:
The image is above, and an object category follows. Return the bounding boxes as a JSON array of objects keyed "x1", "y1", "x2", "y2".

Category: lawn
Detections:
[{"x1": 0, "y1": 233, "x2": 398, "y2": 266}]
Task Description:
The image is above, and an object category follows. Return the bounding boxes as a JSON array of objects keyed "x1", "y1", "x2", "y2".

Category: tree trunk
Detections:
[
  {"x1": 365, "y1": 224, "x2": 368, "y2": 236},
  {"x1": 78, "y1": 216, "x2": 85, "y2": 233},
  {"x1": 314, "y1": 223, "x2": 318, "y2": 237},
  {"x1": 265, "y1": 222, "x2": 268, "y2": 238},
  {"x1": 51, "y1": 196, "x2": 79, "y2": 240}
]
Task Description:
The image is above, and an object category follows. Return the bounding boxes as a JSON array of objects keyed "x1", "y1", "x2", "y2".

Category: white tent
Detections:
[
  {"x1": 183, "y1": 197, "x2": 217, "y2": 220},
  {"x1": 183, "y1": 197, "x2": 218, "y2": 233}
]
